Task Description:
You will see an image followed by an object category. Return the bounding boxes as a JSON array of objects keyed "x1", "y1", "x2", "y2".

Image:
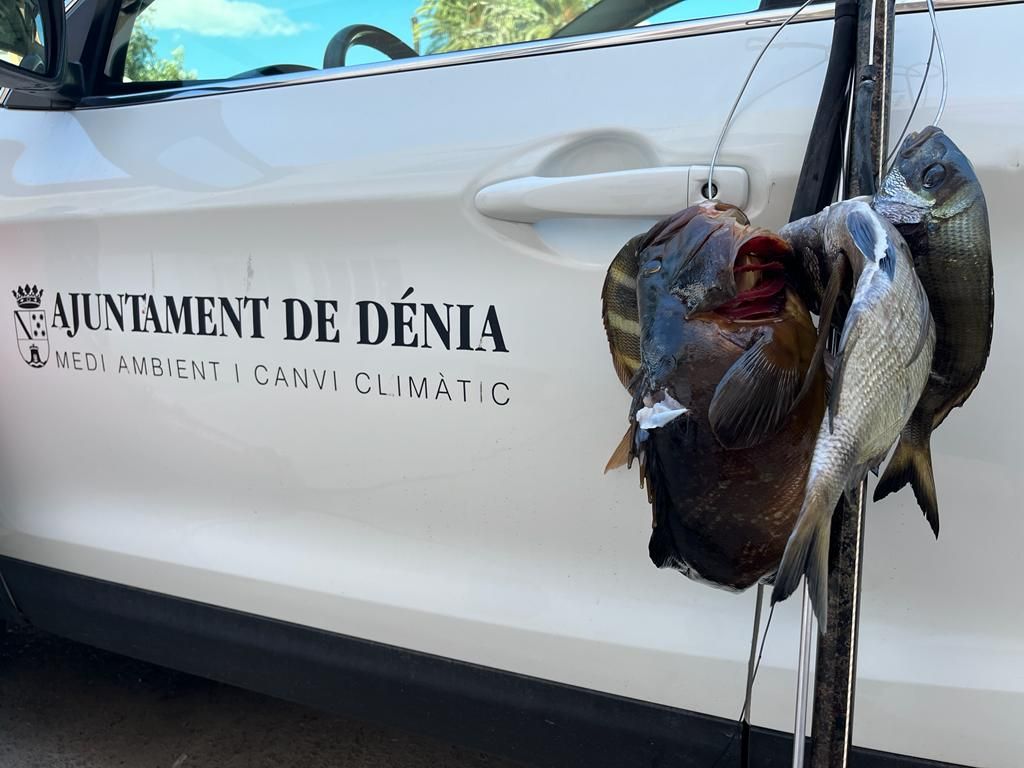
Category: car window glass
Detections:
[
  {"x1": 110, "y1": 0, "x2": 774, "y2": 85},
  {"x1": 642, "y1": 1, "x2": 760, "y2": 26}
]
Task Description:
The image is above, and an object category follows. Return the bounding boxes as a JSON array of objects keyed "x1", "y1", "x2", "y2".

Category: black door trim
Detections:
[{"x1": 0, "y1": 556, "x2": 969, "y2": 768}]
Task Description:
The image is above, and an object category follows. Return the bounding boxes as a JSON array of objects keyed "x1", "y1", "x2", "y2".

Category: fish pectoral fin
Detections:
[
  {"x1": 708, "y1": 328, "x2": 802, "y2": 450},
  {"x1": 848, "y1": 205, "x2": 897, "y2": 280},
  {"x1": 906, "y1": 285, "x2": 933, "y2": 368}
]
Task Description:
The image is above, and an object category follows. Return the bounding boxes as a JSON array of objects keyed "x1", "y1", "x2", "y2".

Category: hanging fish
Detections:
[
  {"x1": 774, "y1": 200, "x2": 935, "y2": 627},
  {"x1": 602, "y1": 202, "x2": 826, "y2": 591},
  {"x1": 869, "y1": 127, "x2": 994, "y2": 534}
]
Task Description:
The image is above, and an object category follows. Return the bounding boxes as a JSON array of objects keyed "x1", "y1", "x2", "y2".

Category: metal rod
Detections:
[
  {"x1": 789, "y1": 0, "x2": 859, "y2": 220},
  {"x1": 741, "y1": 584, "x2": 765, "y2": 767},
  {"x1": 792, "y1": 585, "x2": 815, "y2": 768},
  {"x1": 743, "y1": 584, "x2": 765, "y2": 723},
  {"x1": 809, "y1": 485, "x2": 868, "y2": 767},
  {"x1": 925, "y1": 0, "x2": 948, "y2": 126},
  {"x1": 708, "y1": 0, "x2": 817, "y2": 200},
  {"x1": 808, "y1": 2, "x2": 894, "y2": 766},
  {"x1": 847, "y1": 0, "x2": 896, "y2": 197}
]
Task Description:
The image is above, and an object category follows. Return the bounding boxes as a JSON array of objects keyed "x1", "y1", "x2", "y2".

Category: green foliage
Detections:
[
  {"x1": 124, "y1": 22, "x2": 196, "y2": 82},
  {"x1": 413, "y1": 0, "x2": 596, "y2": 55}
]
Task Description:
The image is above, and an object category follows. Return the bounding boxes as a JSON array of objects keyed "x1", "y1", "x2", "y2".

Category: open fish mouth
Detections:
[
  {"x1": 715, "y1": 234, "x2": 791, "y2": 321},
  {"x1": 636, "y1": 390, "x2": 689, "y2": 429}
]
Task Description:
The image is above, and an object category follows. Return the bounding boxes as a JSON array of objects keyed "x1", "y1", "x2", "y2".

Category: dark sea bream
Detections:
[{"x1": 871, "y1": 126, "x2": 994, "y2": 535}]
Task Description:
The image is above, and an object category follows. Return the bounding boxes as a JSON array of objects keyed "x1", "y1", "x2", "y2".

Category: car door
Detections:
[{"x1": 1, "y1": 1, "x2": 1022, "y2": 766}]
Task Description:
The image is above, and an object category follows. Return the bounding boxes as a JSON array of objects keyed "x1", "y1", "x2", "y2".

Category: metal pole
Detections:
[
  {"x1": 809, "y1": 486, "x2": 867, "y2": 768},
  {"x1": 848, "y1": 0, "x2": 895, "y2": 197},
  {"x1": 743, "y1": 584, "x2": 765, "y2": 724},
  {"x1": 741, "y1": 584, "x2": 765, "y2": 768},
  {"x1": 809, "y1": 2, "x2": 894, "y2": 766},
  {"x1": 791, "y1": 586, "x2": 815, "y2": 768}
]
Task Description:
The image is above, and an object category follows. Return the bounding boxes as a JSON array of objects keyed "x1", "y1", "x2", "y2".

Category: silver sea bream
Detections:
[{"x1": 773, "y1": 200, "x2": 935, "y2": 626}]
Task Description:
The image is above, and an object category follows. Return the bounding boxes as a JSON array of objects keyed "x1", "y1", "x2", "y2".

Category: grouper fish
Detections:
[{"x1": 602, "y1": 202, "x2": 826, "y2": 591}]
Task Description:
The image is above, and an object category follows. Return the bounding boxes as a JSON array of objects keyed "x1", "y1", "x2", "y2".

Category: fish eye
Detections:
[
  {"x1": 922, "y1": 163, "x2": 946, "y2": 189},
  {"x1": 642, "y1": 259, "x2": 662, "y2": 276}
]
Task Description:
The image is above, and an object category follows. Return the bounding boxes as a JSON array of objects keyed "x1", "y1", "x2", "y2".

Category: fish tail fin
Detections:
[
  {"x1": 771, "y1": 502, "x2": 832, "y2": 632},
  {"x1": 872, "y1": 417, "x2": 939, "y2": 537},
  {"x1": 772, "y1": 465, "x2": 848, "y2": 632}
]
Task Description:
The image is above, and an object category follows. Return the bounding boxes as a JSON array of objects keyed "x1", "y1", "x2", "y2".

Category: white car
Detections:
[{"x1": 0, "y1": 1, "x2": 1020, "y2": 766}]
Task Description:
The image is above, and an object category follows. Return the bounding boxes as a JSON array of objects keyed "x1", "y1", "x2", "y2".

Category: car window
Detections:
[
  {"x1": 106, "y1": 0, "x2": 775, "y2": 86},
  {"x1": 643, "y1": 1, "x2": 760, "y2": 26}
]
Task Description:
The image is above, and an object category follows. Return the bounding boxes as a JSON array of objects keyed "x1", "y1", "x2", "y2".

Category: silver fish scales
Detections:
[{"x1": 773, "y1": 200, "x2": 935, "y2": 628}]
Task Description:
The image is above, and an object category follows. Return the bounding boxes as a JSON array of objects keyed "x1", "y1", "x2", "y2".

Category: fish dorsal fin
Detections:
[
  {"x1": 642, "y1": 205, "x2": 705, "y2": 249},
  {"x1": 709, "y1": 326, "x2": 803, "y2": 450},
  {"x1": 601, "y1": 234, "x2": 645, "y2": 389}
]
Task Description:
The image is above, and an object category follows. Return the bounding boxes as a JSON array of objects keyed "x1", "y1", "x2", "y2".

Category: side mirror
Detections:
[{"x1": 0, "y1": 0, "x2": 70, "y2": 94}]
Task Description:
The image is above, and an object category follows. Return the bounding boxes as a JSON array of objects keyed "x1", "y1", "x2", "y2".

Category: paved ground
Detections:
[{"x1": 0, "y1": 625, "x2": 524, "y2": 768}]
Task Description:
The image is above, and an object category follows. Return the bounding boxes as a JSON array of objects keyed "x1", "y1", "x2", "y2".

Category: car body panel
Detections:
[{"x1": 0, "y1": 4, "x2": 1022, "y2": 766}]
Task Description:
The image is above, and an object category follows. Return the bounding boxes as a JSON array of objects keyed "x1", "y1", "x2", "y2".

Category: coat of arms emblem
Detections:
[{"x1": 13, "y1": 285, "x2": 48, "y2": 368}]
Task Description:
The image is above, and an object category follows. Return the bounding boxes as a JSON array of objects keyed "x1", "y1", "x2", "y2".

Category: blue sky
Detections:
[{"x1": 141, "y1": 0, "x2": 759, "y2": 81}]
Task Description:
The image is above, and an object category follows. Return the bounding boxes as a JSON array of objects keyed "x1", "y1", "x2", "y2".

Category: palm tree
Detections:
[
  {"x1": 413, "y1": 0, "x2": 596, "y2": 55},
  {"x1": 530, "y1": 0, "x2": 598, "y2": 36}
]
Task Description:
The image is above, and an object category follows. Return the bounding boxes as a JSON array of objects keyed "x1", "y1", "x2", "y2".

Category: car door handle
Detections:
[{"x1": 474, "y1": 165, "x2": 749, "y2": 224}]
